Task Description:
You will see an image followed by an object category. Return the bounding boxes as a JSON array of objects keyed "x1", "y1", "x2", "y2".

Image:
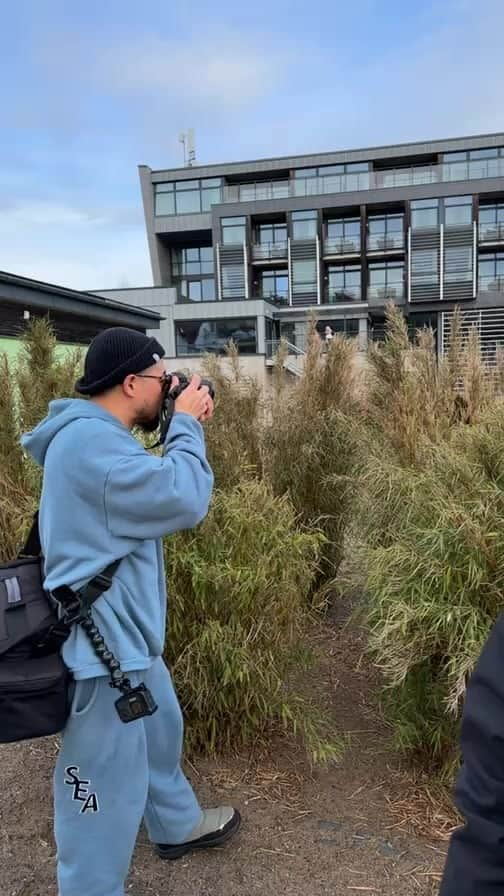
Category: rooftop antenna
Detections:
[{"x1": 178, "y1": 129, "x2": 196, "y2": 167}]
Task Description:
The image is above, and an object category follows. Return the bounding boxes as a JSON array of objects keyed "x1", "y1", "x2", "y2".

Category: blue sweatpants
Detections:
[{"x1": 54, "y1": 657, "x2": 202, "y2": 896}]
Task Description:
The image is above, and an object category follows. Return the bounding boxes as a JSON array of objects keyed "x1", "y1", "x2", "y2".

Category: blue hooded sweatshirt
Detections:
[{"x1": 21, "y1": 399, "x2": 214, "y2": 680}]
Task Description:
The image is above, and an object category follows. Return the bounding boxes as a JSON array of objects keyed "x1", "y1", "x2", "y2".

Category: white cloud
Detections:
[
  {"x1": 0, "y1": 201, "x2": 151, "y2": 290},
  {"x1": 97, "y1": 33, "x2": 285, "y2": 105}
]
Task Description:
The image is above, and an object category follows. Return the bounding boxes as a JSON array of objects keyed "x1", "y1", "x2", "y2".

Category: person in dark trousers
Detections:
[
  {"x1": 440, "y1": 613, "x2": 504, "y2": 894},
  {"x1": 21, "y1": 328, "x2": 241, "y2": 896}
]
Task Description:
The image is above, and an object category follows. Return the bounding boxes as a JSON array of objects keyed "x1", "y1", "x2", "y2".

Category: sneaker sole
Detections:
[{"x1": 155, "y1": 810, "x2": 242, "y2": 861}]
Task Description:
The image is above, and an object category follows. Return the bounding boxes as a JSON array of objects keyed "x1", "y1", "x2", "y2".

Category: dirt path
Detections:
[{"x1": 0, "y1": 611, "x2": 449, "y2": 896}]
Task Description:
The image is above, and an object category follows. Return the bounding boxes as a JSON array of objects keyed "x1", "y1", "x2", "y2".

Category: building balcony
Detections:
[
  {"x1": 367, "y1": 284, "x2": 405, "y2": 302},
  {"x1": 323, "y1": 237, "x2": 360, "y2": 257},
  {"x1": 251, "y1": 241, "x2": 288, "y2": 262},
  {"x1": 367, "y1": 234, "x2": 405, "y2": 253},
  {"x1": 324, "y1": 288, "x2": 362, "y2": 304},
  {"x1": 218, "y1": 157, "x2": 504, "y2": 205},
  {"x1": 223, "y1": 181, "x2": 289, "y2": 202},
  {"x1": 479, "y1": 223, "x2": 504, "y2": 244},
  {"x1": 479, "y1": 275, "x2": 504, "y2": 293},
  {"x1": 254, "y1": 290, "x2": 289, "y2": 306}
]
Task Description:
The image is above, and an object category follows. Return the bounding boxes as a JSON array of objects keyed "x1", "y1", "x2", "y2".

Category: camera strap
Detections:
[{"x1": 25, "y1": 513, "x2": 158, "y2": 722}]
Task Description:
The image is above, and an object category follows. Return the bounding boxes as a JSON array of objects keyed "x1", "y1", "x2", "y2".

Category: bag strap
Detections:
[{"x1": 18, "y1": 511, "x2": 42, "y2": 559}]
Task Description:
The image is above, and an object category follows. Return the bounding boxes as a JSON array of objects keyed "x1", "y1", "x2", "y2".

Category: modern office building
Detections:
[{"x1": 98, "y1": 132, "x2": 504, "y2": 373}]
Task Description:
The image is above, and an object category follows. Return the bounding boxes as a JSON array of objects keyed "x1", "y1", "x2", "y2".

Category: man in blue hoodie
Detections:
[{"x1": 21, "y1": 327, "x2": 240, "y2": 896}]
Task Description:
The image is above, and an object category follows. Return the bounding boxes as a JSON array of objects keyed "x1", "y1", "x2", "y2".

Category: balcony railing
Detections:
[
  {"x1": 251, "y1": 241, "x2": 288, "y2": 261},
  {"x1": 324, "y1": 288, "x2": 362, "y2": 304},
  {"x1": 479, "y1": 275, "x2": 504, "y2": 293},
  {"x1": 324, "y1": 237, "x2": 360, "y2": 255},
  {"x1": 255, "y1": 290, "x2": 289, "y2": 305},
  {"x1": 479, "y1": 223, "x2": 504, "y2": 243},
  {"x1": 367, "y1": 234, "x2": 405, "y2": 252},
  {"x1": 223, "y1": 181, "x2": 289, "y2": 202},
  {"x1": 219, "y1": 158, "x2": 504, "y2": 205},
  {"x1": 367, "y1": 285, "x2": 405, "y2": 301}
]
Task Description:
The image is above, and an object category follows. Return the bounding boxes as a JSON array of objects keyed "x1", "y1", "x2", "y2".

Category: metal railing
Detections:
[
  {"x1": 479, "y1": 275, "x2": 504, "y2": 292},
  {"x1": 223, "y1": 181, "x2": 289, "y2": 202},
  {"x1": 324, "y1": 289, "x2": 362, "y2": 304},
  {"x1": 255, "y1": 291, "x2": 289, "y2": 305},
  {"x1": 265, "y1": 338, "x2": 306, "y2": 359},
  {"x1": 324, "y1": 237, "x2": 360, "y2": 255},
  {"x1": 218, "y1": 157, "x2": 504, "y2": 205},
  {"x1": 251, "y1": 241, "x2": 288, "y2": 260},
  {"x1": 367, "y1": 234, "x2": 405, "y2": 252},
  {"x1": 366, "y1": 285, "x2": 405, "y2": 301},
  {"x1": 479, "y1": 223, "x2": 504, "y2": 243}
]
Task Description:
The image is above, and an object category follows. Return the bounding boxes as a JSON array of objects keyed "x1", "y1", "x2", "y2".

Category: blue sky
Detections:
[{"x1": 0, "y1": 0, "x2": 502, "y2": 290}]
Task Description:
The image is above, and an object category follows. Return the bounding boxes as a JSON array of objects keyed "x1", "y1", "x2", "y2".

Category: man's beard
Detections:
[{"x1": 135, "y1": 408, "x2": 161, "y2": 433}]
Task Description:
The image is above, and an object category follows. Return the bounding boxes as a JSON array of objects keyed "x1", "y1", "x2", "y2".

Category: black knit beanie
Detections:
[{"x1": 75, "y1": 327, "x2": 166, "y2": 396}]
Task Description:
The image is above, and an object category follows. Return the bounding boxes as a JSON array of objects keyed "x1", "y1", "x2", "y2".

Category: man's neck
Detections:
[{"x1": 90, "y1": 396, "x2": 133, "y2": 430}]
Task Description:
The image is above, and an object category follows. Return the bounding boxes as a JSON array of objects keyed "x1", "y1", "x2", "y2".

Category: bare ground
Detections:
[{"x1": 0, "y1": 606, "x2": 452, "y2": 896}]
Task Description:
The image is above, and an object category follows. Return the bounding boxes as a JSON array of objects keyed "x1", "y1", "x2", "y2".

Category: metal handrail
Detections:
[
  {"x1": 479, "y1": 222, "x2": 504, "y2": 242},
  {"x1": 219, "y1": 157, "x2": 504, "y2": 205},
  {"x1": 324, "y1": 237, "x2": 361, "y2": 254},
  {"x1": 251, "y1": 241, "x2": 288, "y2": 259},
  {"x1": 265, "y1": 338, "x2": 306, "y2": 359},
  {"x1": 367, "y1": 234, "x2": 405, "y2": 251}
]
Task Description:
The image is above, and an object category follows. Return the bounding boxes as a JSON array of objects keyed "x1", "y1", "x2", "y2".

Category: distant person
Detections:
[{"x1": 324, "y1": 325, "x2": 334, "y2": 346}]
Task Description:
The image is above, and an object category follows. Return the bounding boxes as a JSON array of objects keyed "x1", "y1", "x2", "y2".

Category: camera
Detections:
[
  {"x1": 156, "y1": 372, "x2": 215, "y2": 445},
  {"x1": 164, "y1": 371, "x2": 215, "y2": 402}
]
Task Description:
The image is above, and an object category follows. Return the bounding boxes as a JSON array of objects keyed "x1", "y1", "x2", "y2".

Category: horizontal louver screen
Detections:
[{"x1": 442, "y1": 307, "x2": 504, "y2": 364}]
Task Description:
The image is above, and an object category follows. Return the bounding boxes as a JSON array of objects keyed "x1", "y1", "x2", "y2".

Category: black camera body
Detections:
[
  {"x1": 155, "y1": 372, "x2": 215, "y2": 446},
  {"x1": 166, "y1": 372, "x2": 215, "y2": 402}
]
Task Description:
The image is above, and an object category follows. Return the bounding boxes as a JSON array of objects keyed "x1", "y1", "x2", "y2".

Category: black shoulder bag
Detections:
[{"x1": 0, "y1": 513, "x2": 157, "y2": 744}]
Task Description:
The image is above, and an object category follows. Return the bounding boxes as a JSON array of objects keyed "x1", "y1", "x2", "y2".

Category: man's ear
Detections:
[{"x1": 122, "y1": 374, "x2": 136, "y2": 397}]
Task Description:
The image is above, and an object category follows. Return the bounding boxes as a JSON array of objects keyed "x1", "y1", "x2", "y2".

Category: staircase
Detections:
[{"x1": 265, "y1": 339, "x2": 306, "y2": 377}]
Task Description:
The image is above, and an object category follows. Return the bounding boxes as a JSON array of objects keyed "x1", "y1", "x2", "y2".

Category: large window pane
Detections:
[
  {"x1": 222, "y1": 216, "x2": 246, "y2": 245},
  {"x1": 176, "y1": 318, "x2": 257, "y2": 355},
  {"x1": 444, "y1": 196, "x2": 472, "y2": 227},
  {"x1": 411, "y1": 199, "x2": 439, "y2": 229},
  {"x1": 176, "y1": 189, "x2": 201, "y2": 214},
  {"x1": 368, "y1": 262, "x2": 404, "y2": 299},
  {"x1": 327, "y1": 264, "x2": 361, "y2": 301},
  {"x1": 292, "y1": 210, "x2": 317, "y2": 239},
  {"x1": 155, "y1": 191, "x2": 175, "y2": 215}
]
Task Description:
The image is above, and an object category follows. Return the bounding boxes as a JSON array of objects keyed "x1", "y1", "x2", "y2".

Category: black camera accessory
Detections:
[
  {"x1": 115, "y1": 683, "x2": 158, "y2": 722},
  {"x1": 77, "y1": 610, "x2": 158, "y2": 722},
  {"x1": 152, "y1": 372, "x2": 215, "y2": 448}
]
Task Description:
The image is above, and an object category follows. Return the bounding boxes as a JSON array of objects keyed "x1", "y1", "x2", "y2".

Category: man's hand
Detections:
[{"x1": 174, "y1": 374, "x2": 211, "y2": 422}]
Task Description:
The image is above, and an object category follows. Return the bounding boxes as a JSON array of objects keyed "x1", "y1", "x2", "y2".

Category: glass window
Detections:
[
  {"x1": 257, "y1": 222, "x2": 287, "y2": 244},
  {"x1": 172, "y1": 247, "x2": 214, "y2": 276},
  {"x1": 327, "y1": 264, "x2": 361, "y2": 302},
  {"x1": 444, "y1": 196, "x2": 472, "y2": 227},
  {"x1": 292, "y1": 210, "x2": 317, "y2": 239},
  {"x1": 259, "y1": 269, "x2": 289, "y2": 302},
  {"x1": 175, "y1": 189, "x2": 202, "y2": 214},
  {"x1": 367, "y1": 213, "x2": 404, "y2": 249},
  {"x1": 368, "y1": 262, "x2": 404, "y2": 299},
  {"x1": 470, "y1": 148, "x2": 499, "y2": 160},
  {"x1": 175, "y1": 318, "x2": 257, "y2": 355},
  {"x1": 179, "y1": 279, "x2": 216, "y2": 302},
  {"x1": 326, "y1": 217, "x2": 360, "y2": 251},
  {"x1": 479, "y1": 253, "x2": 504, "y2": 291},
  {"x1": 155, "y1": 179, "x2": 222, "y2": 215},
  {"x1": 294, "y1": 168, "x2": 318, "y2": 178},
  {"x1": 154, "y1": 184, "x2": 175, "y2": 216},
  {"x1": 292, "y1": 259, "x2": 317, "y2": 294},
  {"x1": 479, "y1": 204, "x2": 504, "y2": 239},
  {"x1": 411, "y1": 199, "x2": 439, "y2": 229},
  {"x1": 221, "y1": 216, "x2": 246, "y2": 245}
]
